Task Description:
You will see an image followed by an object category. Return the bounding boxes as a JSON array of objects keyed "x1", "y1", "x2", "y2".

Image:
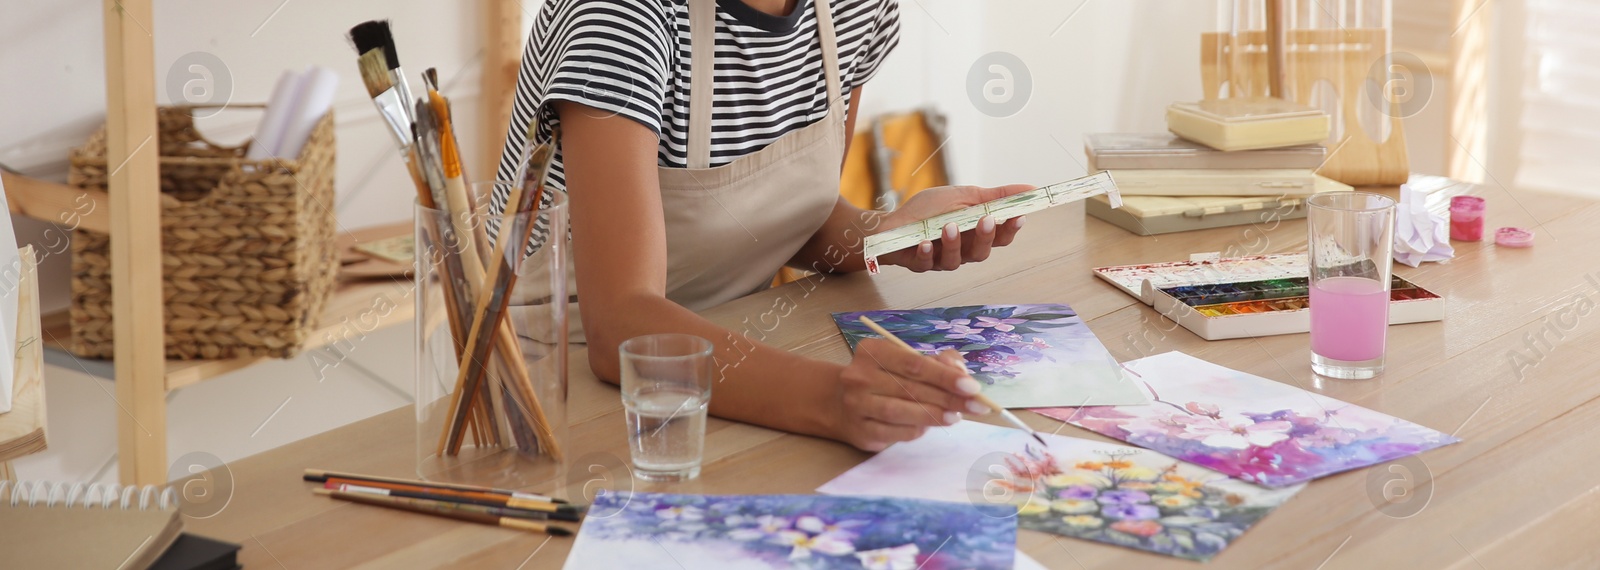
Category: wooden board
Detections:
[
  {"x1": 103, "y1": 0, "x2": 168, "y2": 485},
  {"x1": 182, "y1": 182, "x2": 1600, "y2": 568},
  {"x1": 337, "y1": 222, "x2": 414, "y2": 280}
]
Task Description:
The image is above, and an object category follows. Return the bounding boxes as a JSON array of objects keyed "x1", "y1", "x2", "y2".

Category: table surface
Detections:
[{"x1": 188, "y1": 180, "x2": 1600, "y2": 569}]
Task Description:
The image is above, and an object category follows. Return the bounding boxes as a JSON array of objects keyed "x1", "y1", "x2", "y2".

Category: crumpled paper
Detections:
[{"x1": 1393, "y1": 183, "x2": 1454, "y2": 267}]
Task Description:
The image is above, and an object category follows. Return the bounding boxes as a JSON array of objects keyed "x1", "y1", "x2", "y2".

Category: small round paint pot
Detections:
[{"x1": 1494, "y1": 227, "x2": 1534, "y2": 248}]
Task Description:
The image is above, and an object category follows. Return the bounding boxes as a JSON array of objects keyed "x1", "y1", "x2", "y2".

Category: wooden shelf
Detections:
[
  {"x1": 32, "y1": 0, "x2": 522, "y2": 484},
  {"x1": 2, "y1": 171, "x2": 112, "y2": 234},
  {"x1": 41, "y1": 277, "x2": 417, "y2": 392}
]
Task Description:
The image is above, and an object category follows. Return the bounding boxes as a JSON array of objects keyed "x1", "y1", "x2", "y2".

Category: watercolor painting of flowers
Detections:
[
  {"x1": 818, "y1": 421, "x2": 1301, "y2": 562},
  {"x1": 832, "y1": 305, "x2": 1147, "y2": 408},
  {"x1": 1034, "y1": 351, "x2": 1461, "y2": 488},
  {"x1": 563, "y1": 492, "x2": 1018, "y2": 569}
]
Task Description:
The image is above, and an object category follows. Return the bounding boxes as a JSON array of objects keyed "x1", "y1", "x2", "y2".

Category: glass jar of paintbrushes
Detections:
[{"x1": 415, "y1": 173, "x2": 570, "y2": 491}]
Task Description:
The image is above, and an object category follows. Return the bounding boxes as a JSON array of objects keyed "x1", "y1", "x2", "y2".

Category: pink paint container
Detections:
[
  {"x1": 1495, "y1": 227, "x2": 1535, "y2": 248},
  {"x1": 1450, "y1": 195, "x2": 1486, "y2": 241}
]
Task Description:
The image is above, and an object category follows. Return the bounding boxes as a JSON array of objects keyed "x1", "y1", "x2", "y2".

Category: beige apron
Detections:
[{"x1": 512, "y1": 0, "x2": 845, "y2": 343}]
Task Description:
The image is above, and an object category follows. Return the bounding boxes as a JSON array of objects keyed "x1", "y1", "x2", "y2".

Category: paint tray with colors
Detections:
[{"x1": 1093, "y1": 253, "x2": 1444, "y2": 340}]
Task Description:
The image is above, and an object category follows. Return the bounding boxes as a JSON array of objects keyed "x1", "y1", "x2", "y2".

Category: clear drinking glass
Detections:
[
  {"x1": 620, "y1": 334, "x2": 713, "y2": 482},
  {"x1": 1307, "y1": 191, "x2": 1396, "y2": 379}
]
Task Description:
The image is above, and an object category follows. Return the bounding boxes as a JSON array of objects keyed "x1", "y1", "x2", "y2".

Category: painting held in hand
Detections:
[
  {"x1": 1035, "y1": 352, "x2": 1460, "y2": 487},
  {"x1": 832, "y1": 305, "x2": 1148, "y2": 408},
  {"x1": 818, "y1": 421, "x2": 1301, "y2": 562},
  {"x1": 563, "y1": 492, "x2": 1017, "y2": 569}
]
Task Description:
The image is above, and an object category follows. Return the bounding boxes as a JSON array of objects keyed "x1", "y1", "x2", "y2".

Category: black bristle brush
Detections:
[{"x1": 349, "y1": 20, "x2": 416, "y2": 127}]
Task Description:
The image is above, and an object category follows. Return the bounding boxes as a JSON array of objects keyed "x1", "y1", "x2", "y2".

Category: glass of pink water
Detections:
[{"x1": 1307, "y1": 192, "x2": 1396, "y2": 379}]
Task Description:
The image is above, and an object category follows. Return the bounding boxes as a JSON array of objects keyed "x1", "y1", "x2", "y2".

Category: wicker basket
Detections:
[{"x1": 67, "y1": 104, "x2": 339, "y2": 360}]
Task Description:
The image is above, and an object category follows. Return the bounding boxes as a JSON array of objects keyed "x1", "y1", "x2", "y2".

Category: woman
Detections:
[{"x1": 496, "y1": 0, "x2": 1032, "y2": 452}]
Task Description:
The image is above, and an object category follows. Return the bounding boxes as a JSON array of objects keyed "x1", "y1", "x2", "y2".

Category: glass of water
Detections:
[
  {"x1": 1307, "y1": 191, "x2": 1396, "y2": 380},
  {"x1": 620, "y1": 334, "x2": 713, "y2": 482}
]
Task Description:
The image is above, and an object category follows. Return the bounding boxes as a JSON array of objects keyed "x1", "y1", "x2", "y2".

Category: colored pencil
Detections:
[
  {"x1": 315, "y1": 489, "x2": 573, "y2": 536},
  {"x1": 302, "y1": 468, "x2": 571, "y2": 504},
  {"x1": 855, "y1": 316, "x2": 1049, "y2": 447}
]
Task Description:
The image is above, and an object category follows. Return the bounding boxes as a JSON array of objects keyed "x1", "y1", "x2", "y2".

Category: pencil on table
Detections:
[
  {"x1": 302, "y1": 468, "x2": 571, "y2": 504},
  {"x1": 314, "y1": 489, "x2": 573, "y2": 536},
  {"x1": 324, "y1": 478, "x2": 583, "y2": 514},
  {"x1": 326, "y1": 483, "x2": 582, "y2": 521}
]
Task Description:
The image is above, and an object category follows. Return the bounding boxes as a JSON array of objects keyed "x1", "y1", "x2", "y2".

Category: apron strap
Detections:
[
  {"x1": 688, "y1": 0, "x2": 717, "y2": 169},
  {"x1": 686, "y1": 0, "x2": 843, "y2": 169},
  {"x1": 814, "y1": 0, "x2": 843, "y2": 106}
]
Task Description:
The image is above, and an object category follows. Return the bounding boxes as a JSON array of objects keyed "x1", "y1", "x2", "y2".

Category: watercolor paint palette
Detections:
[{"x1": 1093, "y1": 253, "x2": 1443, "y2": 340}]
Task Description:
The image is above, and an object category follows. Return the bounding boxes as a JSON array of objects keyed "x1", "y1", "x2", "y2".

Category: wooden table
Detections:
[{"x1": 188, "y1": 180, "x2": 1600, "y2": 569}]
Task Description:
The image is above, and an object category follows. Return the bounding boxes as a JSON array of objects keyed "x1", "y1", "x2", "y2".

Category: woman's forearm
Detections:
[
  {"x1": 789, "y1": 197, "x2": 886, "y2": 274},
  {"x1": 585, "y1": 293, "x2": 842, "y2": 439}
]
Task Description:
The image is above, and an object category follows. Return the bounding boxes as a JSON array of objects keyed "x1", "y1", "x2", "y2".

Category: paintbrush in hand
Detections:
[{"x1": 856, "y1": 316, "x2": 1049, "y2": 447}]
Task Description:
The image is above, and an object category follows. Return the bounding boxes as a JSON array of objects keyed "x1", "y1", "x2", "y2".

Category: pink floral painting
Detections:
[{"x1": 1035, "y1": 352, "x2": 1460, "y2": 488}]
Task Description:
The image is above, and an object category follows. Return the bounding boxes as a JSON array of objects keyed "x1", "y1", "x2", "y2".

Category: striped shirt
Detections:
[{"x1": 491, "y1": 0, "x2": 901, "y2": 247}]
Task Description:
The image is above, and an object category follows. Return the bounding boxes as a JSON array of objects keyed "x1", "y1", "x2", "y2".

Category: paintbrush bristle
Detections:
[
  {"x1": 349, "y1": 20, "x2": 401, "y2": 70},
  {"x1": 548, "y1": 526, "x2": 574, "y2": 537},
  {"x1": 423, "y1": 68, "x2": 440, "y2": 91},
  {"x1": 428, "y1": 90, "x2": 463, "y2": 179},
  {"x1": 1031, "y1": 432, "x2": 1048, "y2": 447},
  {"x1": 356, "y1": 49, "x2": 394, "y2": 98}
]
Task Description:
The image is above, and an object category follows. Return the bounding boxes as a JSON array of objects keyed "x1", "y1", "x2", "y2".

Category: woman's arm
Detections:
[
  {"x1": 558, "y1": 101, "x2": 983, "y2": 451},
  {"x1": 789, "y1": 88, "x2": 1030, "y2": 274}
]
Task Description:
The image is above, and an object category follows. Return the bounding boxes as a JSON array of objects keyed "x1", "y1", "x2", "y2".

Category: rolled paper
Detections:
[
  {"x1": 275, "y1": 65, "x2": 340, "y2": 160},
  {"x1": 245, "y1": 70, "x2": 307, "y2": 161}
]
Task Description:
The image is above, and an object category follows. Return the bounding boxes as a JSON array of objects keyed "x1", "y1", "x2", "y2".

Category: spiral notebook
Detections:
[{"x1": 0, "y1": 481, "x2": 184, "y2": 570}]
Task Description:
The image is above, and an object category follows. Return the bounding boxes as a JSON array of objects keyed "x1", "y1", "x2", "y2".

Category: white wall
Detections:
[{"x1": 857, "y1": 1, "x2": 1216, "y2": 189}]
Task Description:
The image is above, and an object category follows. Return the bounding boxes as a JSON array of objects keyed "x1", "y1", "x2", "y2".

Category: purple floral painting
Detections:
[
  {"x1": 1034, "y1": 351, "x2": 1461, "y2": 487},
  {"x1": 832, "y1": 305, "x2": 1147, "y2": 408},
  {"x1": 818, "y1": 421, "x2": 1300, "y2": 562},
  {"x1": 563, "y1": 492, "x2": 1017, "y2": 570}
]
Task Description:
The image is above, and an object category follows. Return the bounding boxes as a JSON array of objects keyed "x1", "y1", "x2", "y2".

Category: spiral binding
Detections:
[{"x1": 0, "y1": 480, "x2": 178, "y2": 511}]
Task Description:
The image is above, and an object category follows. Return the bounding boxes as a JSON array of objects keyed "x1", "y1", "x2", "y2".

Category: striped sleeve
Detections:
[
  {"x1": 848, "y1": 0, "x2": 900, "y2": 89},
  {"x1": 495, "y1": 0, "x2": 672, "y2": 185}
]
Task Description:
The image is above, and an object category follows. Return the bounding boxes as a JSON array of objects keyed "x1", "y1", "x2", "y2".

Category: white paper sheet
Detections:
[{"x1": 0, "y1": 174, "x2": 20, "y2": 413}]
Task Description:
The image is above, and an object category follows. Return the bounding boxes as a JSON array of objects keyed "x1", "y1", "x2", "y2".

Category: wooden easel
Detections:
[{"x1": 1202, "y1": 14, "x2": 1409, "y2": 185}]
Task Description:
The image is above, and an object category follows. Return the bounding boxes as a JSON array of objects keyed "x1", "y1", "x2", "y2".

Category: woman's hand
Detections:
[
  {"x1": 875, "y1": 184, "x2": 1034, "y2": 272},
  {"x1": 831, "y1": 339, "x2": 991, "y2": 452}
]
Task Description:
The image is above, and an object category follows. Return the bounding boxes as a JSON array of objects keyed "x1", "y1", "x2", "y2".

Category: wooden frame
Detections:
[
  {"x1": 103, "y1": 0, "x2": 168, "y2": 485},
  {"x1": 1447, "y1": 0, "x2": 1490, "y2": 182},
  {"x1": 1202, "y1": 28, "x2": 1411, "y2": 186}
]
